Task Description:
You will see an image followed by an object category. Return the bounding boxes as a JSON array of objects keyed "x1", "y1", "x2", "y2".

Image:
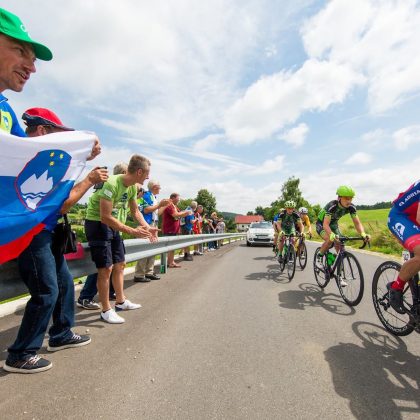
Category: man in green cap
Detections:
[
  {"x1": 0, "y1": 7, "x2": 52, "y2": 135},
  {"x1": 0, "y1": 8, "x2": 55, "y2": 374}
]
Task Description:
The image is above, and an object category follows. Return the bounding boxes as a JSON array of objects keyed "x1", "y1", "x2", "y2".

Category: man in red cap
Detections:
[{"x1": 3, "y1": 107, "x2": 108, "y2": 374}]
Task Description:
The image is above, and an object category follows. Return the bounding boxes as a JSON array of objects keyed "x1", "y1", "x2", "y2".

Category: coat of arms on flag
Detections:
[{"x1": 0, "y1": 130, "x2": 96, "y2": 264}]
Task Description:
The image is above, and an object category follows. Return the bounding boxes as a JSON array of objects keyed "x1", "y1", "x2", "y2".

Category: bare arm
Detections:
[
  {"x1": 129, "y1": 199, "x2": 148, "y2": 227},
  {"x1": 60, "y1": 167, "x2": 108, "y2": 214},
  {"x1": 100, "y1": 199, "x2": 151, "y2": 238},
  {"x1": 352, "y1": 215, "x2": 365, "y2": 235}
]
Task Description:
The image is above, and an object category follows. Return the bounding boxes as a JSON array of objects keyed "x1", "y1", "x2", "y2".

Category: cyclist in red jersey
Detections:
[{"x1": 387, "y1": 180, "x2": 420, "y2": 313}]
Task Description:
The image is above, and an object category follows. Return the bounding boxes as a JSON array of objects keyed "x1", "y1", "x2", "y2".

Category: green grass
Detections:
[{"x1": 312, "y1": 208, "x2": 404, "y2": 257}]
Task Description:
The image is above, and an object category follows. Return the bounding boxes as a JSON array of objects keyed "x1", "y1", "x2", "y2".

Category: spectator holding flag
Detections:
[{"x1": 0, "y1": 8, "x2": 102, "y2": 374}]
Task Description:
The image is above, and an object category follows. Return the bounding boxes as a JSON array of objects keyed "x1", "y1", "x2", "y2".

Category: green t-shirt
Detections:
[{"x1": 86, "y1": 175, "x2": 137, "y2": 223}]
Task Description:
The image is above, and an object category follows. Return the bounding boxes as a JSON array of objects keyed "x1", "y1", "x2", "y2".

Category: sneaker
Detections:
[
  {"x1": 193, "y1": 251, "x2": 203, "y2": 256},
  {"x1": 208, "y1": 248, "x2": 215, "y2": 252},
  {"x1": 145, "y1": 273, "x2": 161, "y2": 280},
  {"x1": 3, "y1": 355, "x2": 52, "y2": 374},
  {"x1": 77, "y1": 299, "x2": 100, "y2": 310},
  {"x1": 183, "y1": 254, "x2": 193, "y2": 261},
  {"x1": 387, "y1": 282, "x2": 406, "y2": 314},
  {"x1": 115, "y1": 299, "x2": 142, "y2": 311},
  {"x1": 134, "y1": 276, "x2": 151, "y2": 282},
  {"x1": 101, "y1": 308, "x2": 125, "y2": 324},
  {"x1": 109, "y1": 293, "x2": 116, "y2": 301},
  {"x1": 340, "y1": 279, "x2": 348, "y2": 287},
  {"x1": 47, "y1": 333, "x2": 91, "y2": 352}
]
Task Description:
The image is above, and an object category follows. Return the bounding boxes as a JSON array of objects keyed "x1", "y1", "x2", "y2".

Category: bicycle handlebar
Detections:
[{"x1": 336, "y1": 236, "x2": 371, "y2": 249}]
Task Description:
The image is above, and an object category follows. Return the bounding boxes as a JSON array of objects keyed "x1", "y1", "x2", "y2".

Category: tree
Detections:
[
  {"x1": 178, "y1": 198, "x2": 193, "y2": 210},
  {"x1": 280, "y1": 176, "x2": 304, "y2": 207},
  {"x1": 195, "y1": 189, "x2": 217, "y2": 215},
  {"x1": 254, "y1": 206, "x2": 265, "y2": 216}
]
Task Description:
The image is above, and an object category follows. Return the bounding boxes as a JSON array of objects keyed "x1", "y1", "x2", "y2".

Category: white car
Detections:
[{"x1": 246, "y1": 221, "x2": 275, "y2": 247}]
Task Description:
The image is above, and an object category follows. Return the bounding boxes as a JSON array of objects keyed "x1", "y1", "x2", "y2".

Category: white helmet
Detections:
[{"x1": 299, "y1": 207, "x2": 308, "y2": 214}]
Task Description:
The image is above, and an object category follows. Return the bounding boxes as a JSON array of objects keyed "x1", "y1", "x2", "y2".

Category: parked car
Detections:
[{"x1": 246, "y1": 221, "x2": 274, "y2": 247}]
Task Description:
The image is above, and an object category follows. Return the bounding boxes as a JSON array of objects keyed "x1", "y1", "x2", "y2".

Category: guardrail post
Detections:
[{"x1": 160, "y1": 253, "x2": 167, "y2": 274}]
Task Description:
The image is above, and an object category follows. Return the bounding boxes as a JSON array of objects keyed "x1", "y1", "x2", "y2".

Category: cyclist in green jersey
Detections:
[
  {"x1": 275, "y1": 200, "x2": 303, "y2": 263},
  {"x1": 316, "y1": 186, "x2": 370, "y2": 264}
]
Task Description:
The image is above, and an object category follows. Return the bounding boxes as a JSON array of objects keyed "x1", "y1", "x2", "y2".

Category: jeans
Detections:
[
  {"x1": 79, "y1": 273, "x2": 115, "y2": 301},
  {"x1": 8, "y1": 230, "x2": 75, "y2": 359}
]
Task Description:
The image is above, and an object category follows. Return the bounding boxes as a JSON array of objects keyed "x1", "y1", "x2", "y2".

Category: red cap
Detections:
[{"x1": 22, "y1": 107, "x2": 74, "y2": 131}]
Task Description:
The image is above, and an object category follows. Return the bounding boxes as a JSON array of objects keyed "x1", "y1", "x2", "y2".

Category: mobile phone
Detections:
[{"x1": 93, "y1": 166, "x2": 108, "y2": 190}]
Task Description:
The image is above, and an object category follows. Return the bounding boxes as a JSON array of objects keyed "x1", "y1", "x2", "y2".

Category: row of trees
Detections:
[{"x1": 248, "y1": 177, "x2": 321, "y2": 222}]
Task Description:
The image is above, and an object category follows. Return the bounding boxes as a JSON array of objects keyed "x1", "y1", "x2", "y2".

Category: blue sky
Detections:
[{"x1": 4, "y1": 0, "x2": 419, "y2": 213}]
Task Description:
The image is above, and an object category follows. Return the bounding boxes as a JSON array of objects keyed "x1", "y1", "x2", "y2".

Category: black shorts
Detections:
[{"x1": 85, "y1": 220, "x2": 125, "y2": 268}]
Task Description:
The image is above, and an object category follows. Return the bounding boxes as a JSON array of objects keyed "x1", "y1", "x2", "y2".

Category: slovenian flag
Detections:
[{"x1": 0, "y1": 130, "x2": 96, "y2": 264}]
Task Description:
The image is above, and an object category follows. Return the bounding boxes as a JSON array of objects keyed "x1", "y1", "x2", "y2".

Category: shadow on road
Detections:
[
  {"x1": 325, "y1": 321, "x2": 420, "y2": 420},
  {"x1": 244, "y1": 262, "x2": 292, "y2": 284},
  {"x1": 278, "y1": 282, "x2": 356, "y2": 315}
]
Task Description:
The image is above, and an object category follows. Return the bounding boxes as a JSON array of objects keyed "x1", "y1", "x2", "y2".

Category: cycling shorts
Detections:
[
  {"x1": 388, "y1": 207, "x2": 420, "y2": 252},
  {"x1": 316, "y1": 221, "x2": 341, "y2": 238}
]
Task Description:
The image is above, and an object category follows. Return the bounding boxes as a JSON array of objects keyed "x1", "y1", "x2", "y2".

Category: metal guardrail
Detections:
[{"x1": 0, "y1": 233, "x2": 245, "y2": 301}]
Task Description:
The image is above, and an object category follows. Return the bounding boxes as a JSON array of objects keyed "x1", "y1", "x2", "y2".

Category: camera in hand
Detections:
[{"x1": 93, "y1": 166, "x2": 107, "y2": 190}]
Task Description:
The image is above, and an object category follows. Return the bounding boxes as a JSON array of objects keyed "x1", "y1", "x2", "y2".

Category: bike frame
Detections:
[{"x1": 327, "y1": 236, "x2": 367, "y2": 279}]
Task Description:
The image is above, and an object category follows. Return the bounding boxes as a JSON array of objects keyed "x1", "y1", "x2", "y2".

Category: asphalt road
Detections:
[{"x1": 0, "y1": 241, "x2": 419, "y2": 420}]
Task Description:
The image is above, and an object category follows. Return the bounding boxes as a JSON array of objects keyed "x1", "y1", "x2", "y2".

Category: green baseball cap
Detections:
[{"x1": 0, "y1": 8, "x2": 52, "y2": 61}]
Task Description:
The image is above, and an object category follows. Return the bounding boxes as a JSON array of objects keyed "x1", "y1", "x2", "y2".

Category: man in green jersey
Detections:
[
  {"x1": 316, "y1": 185, "x2": 370, "y2": 264},
  {"x1": 275, "y1": 200, "x2": 303, "y2": 263},
  {"x1": 85, "y1": 154, "x2": 158, "y2": 324}
]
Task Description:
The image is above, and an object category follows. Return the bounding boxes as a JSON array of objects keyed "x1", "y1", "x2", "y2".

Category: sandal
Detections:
[{"x1": 168, "y1": 263, "x2": 181, "y2": 268}]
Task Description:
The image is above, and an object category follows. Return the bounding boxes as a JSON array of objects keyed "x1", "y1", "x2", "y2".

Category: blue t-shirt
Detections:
[
  {"x1": 0, "y1": 94, "x2": 26, "y2": 137},
  {"x1": 139, "y1": 191, "x2": 156, "y2": 225},
  {"x1": 183, "y1": 206, "x2": 194, "y2": 231}
]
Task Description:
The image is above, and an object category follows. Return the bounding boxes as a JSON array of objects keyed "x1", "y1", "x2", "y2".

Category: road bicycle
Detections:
[
  {"x1": 295, "y1": 233, "x2": 308, "y2": 270},
  {"x1": 277, "y1": 234, "x2": 297, "y2": 281},
  {"x1": 313, "y1": 236, "x2": 368, "y2": 306},
  {"x1": 372, "y1": 251, "x2": 420, "y2": 336}
]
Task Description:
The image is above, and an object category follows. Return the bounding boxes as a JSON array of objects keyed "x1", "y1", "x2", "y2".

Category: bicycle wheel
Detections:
[
  {"x1": 298, "y1": 241, "x2": 307, "y2": 270},
  {"x1": 313, "y1": 247, "x2": 330, "y2": 288},
  {"x1": 278, "y1": 249, "x2": 286, "y2": 272},
  {"x1": 287, "y1": 246, "x2": 296, "y2": 281},
  {"x1": 336, "y1": 252, "x2": 364, "y2": 306},
  {"x1": 372, "y1": 261, "x2": 414, "y2": 336}
]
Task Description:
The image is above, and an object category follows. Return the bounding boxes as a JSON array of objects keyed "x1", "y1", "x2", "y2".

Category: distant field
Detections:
[
  {"x1": 312, "y1": 208, "x2": 404, "y2": 256},
  {"x1": 340, "y1": 208, "x2": 389, "y2": 230}
]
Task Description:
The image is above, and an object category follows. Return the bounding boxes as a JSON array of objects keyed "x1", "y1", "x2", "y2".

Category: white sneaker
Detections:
[
  {"x1": 340, "y1": 279, "x2": 348, "y2": 287},
  {"x1": 100, "y1": 309, "x2": 125, "y2": 324},
  {"x1": 115, "y1": 299, "x2": 142, "y2": 311}
]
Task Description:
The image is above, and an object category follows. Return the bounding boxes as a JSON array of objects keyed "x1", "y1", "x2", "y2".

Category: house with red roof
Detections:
[{"x1": 234, "y1": 215, "x2": 264, "y2": 232}]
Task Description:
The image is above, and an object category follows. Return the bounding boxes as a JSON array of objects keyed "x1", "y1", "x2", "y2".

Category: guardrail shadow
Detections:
[
  {"x1": 325, "y1": 321, "x2": 420, "y2": 419},
  {"x1": 278, "y1": 282, "x2": 356, "y2": 315}
]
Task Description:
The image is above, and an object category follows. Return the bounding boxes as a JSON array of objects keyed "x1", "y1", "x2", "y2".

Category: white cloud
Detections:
[
  {"x1": 193, "y1": 134, "x2": 225, "y2": 152},
  {"x1": 392, "y1": 125, "x2": 420, "y2": 150},
  {"x1": 252, "y1": 155, "x2": 285, "y2": 174},
  {"x1": 224, "y1": 59, "x2": 363, "y2": 144},
  {"x1": 344, "y1": 152, "x2": 372, "y2": 165},
  {"x1": 279, "y1": 123, "x2": 309, "y2": 147},
  {"x1": 302, "y1": 0, "x2": 420, "y2": 113},
  {"x1": 300, "y1": 157, "x2": 420, "y2": 206},
  {"x1": 361, "y1": 128, "x2": 387, "y2": 144}
]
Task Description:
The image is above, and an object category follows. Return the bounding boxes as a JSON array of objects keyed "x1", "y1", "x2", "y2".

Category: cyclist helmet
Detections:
[
  {"x1": 336, "y1": 185, "x2": 355, "y2": 197},
  {"x1": 299, "y1": 207, "x2": 308, "y2": 214},
  {"x1": 284, "y1": 200, "x2": 296, "y2": 208}
]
